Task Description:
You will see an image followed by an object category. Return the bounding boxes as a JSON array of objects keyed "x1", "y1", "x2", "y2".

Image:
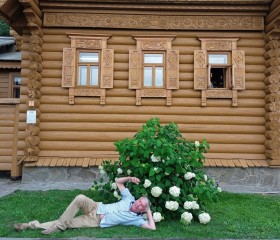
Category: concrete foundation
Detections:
[
  {"x1": 22, "y1": 166, "x2": 280, "y2": 193},
  {"x1": 204, "y1": 167, "x2": 280, "y2": 194}
]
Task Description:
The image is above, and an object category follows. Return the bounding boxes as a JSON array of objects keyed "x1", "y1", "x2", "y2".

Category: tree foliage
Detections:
[{"x1": 0, "y1": 20, "x2": 10, "y2": 36}]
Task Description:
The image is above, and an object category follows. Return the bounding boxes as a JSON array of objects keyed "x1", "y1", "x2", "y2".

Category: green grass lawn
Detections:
[{"x1": 0, "y1": 189, "x2": 280, "y2": 239}]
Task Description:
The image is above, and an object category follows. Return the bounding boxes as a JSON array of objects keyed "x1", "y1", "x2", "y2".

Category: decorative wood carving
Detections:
[
  {"x1": 62, "y1": 48, "x2": 76, "y2": 88},
  {"x1": 166, "y1": 50, "x2": 179, "y2": 89},
  {"x1": 194, "y1": 38, "x2": 244, "y2": 106},
  {"x1": 141, "y1": 89, "x2": 167, "y2": 97},
  {"x1": 205, "y1": 41, "x2": 232, "y2": 51},
  {"x1": 205, "y1": 90, "x2": 233, "y2": 98},
  {"x1": 44, "y1": 13, "x2": 264, "y2": 31},
  {"x1": 62, "y1": 35, "x2": 113, "y2": 104},
  {"x1": 75, "y1": 39, "x2": 102, "y2": 49},
  {"x1": 232, "y1": 50, "x2": 245, "y2": 90},
  {"x1": 74, "y1": 88, "x2": 102, "y2": 96},
  {"x1": 100, "y1": 49, "x2": 114, "y2": 88},
  {"x1": 129, "y1": 50, "x2": 142, "y2": 89},
  {"x1": 130, "y1": 36, "x2": 177, "y2": 105},
  {"x1": 194, "y1": 50, "x2": 207, "y2": 90}
]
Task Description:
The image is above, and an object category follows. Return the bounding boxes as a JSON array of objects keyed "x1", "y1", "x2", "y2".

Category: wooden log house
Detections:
[{"x1": 0, "y1": 0, "x2": 279, "y2": 180}]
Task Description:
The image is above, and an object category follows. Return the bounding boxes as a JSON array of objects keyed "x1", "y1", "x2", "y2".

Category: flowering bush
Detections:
[
  {"x1": 181, "y1": 212, "x2": 193, "y2": 225},
  {"x1": 93, "y1": 118, "x2": 220, "y2": 224}
]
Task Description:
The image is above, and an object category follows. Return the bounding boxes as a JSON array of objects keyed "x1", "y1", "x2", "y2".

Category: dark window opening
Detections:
[
  {"x1": 13, "y1": 76, "x2": 21, "y2": 98},
  {"x1": 210, "y1": 68, "x2": 226, "y2": 88}
]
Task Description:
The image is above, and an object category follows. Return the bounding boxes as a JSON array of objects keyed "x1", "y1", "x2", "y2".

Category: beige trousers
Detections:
[{"x1": 28, "y1": 194, "x2": 100, "y2": 230}]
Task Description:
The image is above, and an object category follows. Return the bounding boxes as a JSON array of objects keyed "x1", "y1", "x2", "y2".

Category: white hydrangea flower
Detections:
[
  {"x1": 151, "y1": 154, "x2": 161, "y2": 162},
  {"x1": 181, "y1": 212, "x2": 193, "y2": 224},
  {"x1": 217, "y1": 187, "x2": 222, "y2": 192},
  {"x1": 204, "y1": 175, "x2": 208, "y2": 181},
  {"x1": 154, "y1": 167, "x2": 158, "y2": 172},
  {"x1": 151, "y1": 186, "x2": 162, "y2": 197},
  {"x1": 198, "y1": 212, "x2": 211, "y2": 224},
  {"x1": 143, "y1": 179, "x2": 152, "y2": 188},
  {"x1": 111, "y1": 182, "x2": 117, "y2": 190},
  {"x1": 192, "y1": 201, "x2": 200, "y2": 210},
  {"x1": 165, "y1": 201, "x2": 179, "y2": 211},
  {"x1": 117, "y1": 168, "x2": 123, "y2": 174},
  {"x1": 184, "y1": 172, "x2": 196, "y2": 180},
  {"x1": 113, "y1": 190, "x2": 120, "y2": 199},
  {"x1": 183, "y1": 201, "x2": 193, "y2": 210},
  {"x1": 152, "y1": 212, "x2": 163, "y2": 222},
  {"x1": 127, "y1": 169, "x2": 132, "y2": 175},
  {"x1": 169, "y1": 186, "x2": 180, "y2": 197},
  {"x1": 195, "y1": 141, "x2": 200, "y2": 147},
  {"x1": 99, "y1": 169, "x2": 106, "y2": 175},
  {"x1": 98, "y1": 165, "x2": 104, "y2": 170}
]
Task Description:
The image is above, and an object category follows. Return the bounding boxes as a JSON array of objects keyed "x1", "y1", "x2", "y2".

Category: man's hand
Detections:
[
  {"x1": 130, "y1": 177, "x2": 140, "y2": 185},
  {"x1": 141, "y1": 208, "x2": 156, "y2": 230},
  {"x1": 116, "y1": 176, "x2": 140, "y2": 191}
]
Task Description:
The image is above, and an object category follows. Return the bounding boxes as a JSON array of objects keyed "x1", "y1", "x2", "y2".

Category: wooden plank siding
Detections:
[
  {"x1": 20, "y1": 28, "x2": 267, "y2": 168},
  {"x1": 0, "y1": 105, "x2": 18, "y2": 170},
  {"x1": 0, "y1": 71, "x2": 10, "y2": 98}
]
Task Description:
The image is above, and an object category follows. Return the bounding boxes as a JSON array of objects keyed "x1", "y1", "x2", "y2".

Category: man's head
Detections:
[{"x1": 130, "y1": 196, "x2": 150, "y2": 214}]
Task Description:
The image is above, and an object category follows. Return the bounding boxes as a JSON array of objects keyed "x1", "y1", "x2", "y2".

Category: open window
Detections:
[
  {"x1": 129, "y1": 36, "x2": 179, "y2": 105},
  {"x1": 8, "y1": 73, "x2": 21, "y2": 98},
  {"x1": 194, "y1": 38, "x2": 245, "y2": 106},
  {"x1": 62, "y1": 34, "x2": 114, "y2": 104}
]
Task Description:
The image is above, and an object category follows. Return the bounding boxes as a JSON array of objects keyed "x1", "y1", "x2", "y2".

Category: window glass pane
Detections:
[
  {"x1": 14, "y1": 77, "x2": 21, "y2": 85},
  {"x1": 144, "y1": 54, "x2": 163, "y2": 64},
  {"x1": 79, "y1": 52, "x2": 99, "y2": 62},
  {"x1": 78, "y1": 66, "x2": 87, "y2": 85},
  {"x1": 208, "y1": 54, "x2": 228, "y2": 64},
  {"x1": 90, "y1": 66, "x2": 99, "y2": 86},
  {"x1": 144, "y1": 67, "x2": 152, "y2": 86},
  {"x1": 155, "y1": 67, "x2": 163, "y2": 87}
]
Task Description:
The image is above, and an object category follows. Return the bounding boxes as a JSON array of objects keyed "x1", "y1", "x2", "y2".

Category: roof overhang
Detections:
[{"x1": 0, "y1": 0, "x2": 27, "y2": 35}]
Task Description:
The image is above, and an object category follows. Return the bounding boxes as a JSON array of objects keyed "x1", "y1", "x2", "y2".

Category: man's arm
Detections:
[
  {"x1": 115, "y1": 176, "x2": 140, "y2": 192},
  {"x1": 141, "y1": 208, "x2": 156, "y2": 230}
]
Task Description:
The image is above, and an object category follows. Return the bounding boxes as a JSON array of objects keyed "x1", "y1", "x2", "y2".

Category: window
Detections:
[
  {"x1": 194, "y1": 38, "x2": 245, "y2": 107},
  {"x1": 77, "y1": 51, "x2": 100, "y2": 87},
  {"x1": 12, "y1": 76, "x2": 21, "y2": 98},
  {"x1": 208, "y1": 53, "x2": 231, "y2": 89},
  {"x1": 143, "y1": 53, "x2": 164, "y2": 88},
  {"x1": 62, "y1": 34, "x2": 114, "y2": 105},
  {"x1": 129, "y1": 36, "x2": 179, "y2": 105}
]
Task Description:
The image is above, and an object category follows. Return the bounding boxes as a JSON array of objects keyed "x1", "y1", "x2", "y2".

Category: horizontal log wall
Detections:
[
  {"x1": 0, "y1": 105, "x2": 17, "y2": 170},
  {"x1": 263, "y1": 0, "x2": 280, "y2": 166},
  {"x1": 37, "y1": 28, "x2": 266, "y2": 163},
  {"x1": 0, "y1": 71, "x2": 9, "y2": 98}
]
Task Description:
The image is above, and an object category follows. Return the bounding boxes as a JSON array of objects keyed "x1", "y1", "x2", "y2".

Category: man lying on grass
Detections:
[{"x1": 14, "y1": 176, "x2": 156, "y2": 235}]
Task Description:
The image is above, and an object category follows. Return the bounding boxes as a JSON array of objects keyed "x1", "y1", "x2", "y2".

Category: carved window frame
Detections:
[
  {"x1": 194, "y1": 38, "x2": 245, "y2": 107},
  {"x1": 8, "y1": 72, "x2": 21, "y2": 98},
  {"x1": 129, "y1": 35, "x2": 179, "y2": 106},
  {"x1": 62, "y1": 34, "x2": 114, "y2": 105}
]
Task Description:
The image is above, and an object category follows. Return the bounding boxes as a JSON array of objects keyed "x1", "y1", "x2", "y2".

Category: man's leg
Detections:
[
  {"x1": 14, "y1": 194, "x2": 98, "y2": 233},
  {"x1": 14, "y1": 220, "x2": 57, "y2": 231},
  {"x1": 41, "y1": 194, "x2": 99, "y2": 234}
]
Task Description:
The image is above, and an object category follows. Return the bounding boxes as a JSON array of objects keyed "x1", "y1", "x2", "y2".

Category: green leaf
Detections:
[
  {"x1": 156, "y1": 175, "x2": 162, "y2": 181},
  {"x1": 149, "y1": 168, "x2": 155, "y2": 177}
]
